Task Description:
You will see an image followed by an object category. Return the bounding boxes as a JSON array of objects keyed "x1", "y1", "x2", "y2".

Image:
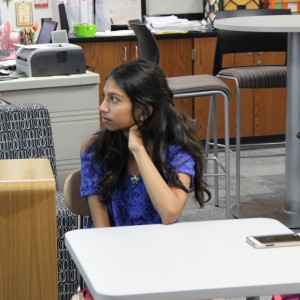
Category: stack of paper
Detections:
[
  {"x1": 145, "y1": 15, "x2": 204, "y2": 34},
  {"x1": 95, "y1": 30, "x2": 134, "y2": 37}
]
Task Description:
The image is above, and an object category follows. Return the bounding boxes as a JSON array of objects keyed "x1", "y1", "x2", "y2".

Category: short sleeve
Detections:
[
  {"x1": 166, "y1": 144, "x2": 195, "y2": 180},
  {"x1": 80, "y1": 145, "x2": 105, "y2": 197}
]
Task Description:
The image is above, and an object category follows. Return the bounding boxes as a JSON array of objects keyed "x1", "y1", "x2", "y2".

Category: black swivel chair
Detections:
[
  {"x1": 213, "y1": 8, "x2": 291, "y2": 204},
  {"x1": 128, "y1": 20, "x2": 232, "y2": 217}
]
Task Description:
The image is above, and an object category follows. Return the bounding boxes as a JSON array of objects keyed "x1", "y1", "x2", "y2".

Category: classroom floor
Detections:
[{"x1": 180, "y1": 146, "x2": 285, "y2": 223}]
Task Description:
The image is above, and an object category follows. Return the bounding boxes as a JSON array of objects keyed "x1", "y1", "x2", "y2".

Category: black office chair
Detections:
[
  {"x1": 213, "y1": 8, "x2": 291, "y2": 204},
  {"x1": 128, "y1": 20, "x2": 232, "y2": 217}
]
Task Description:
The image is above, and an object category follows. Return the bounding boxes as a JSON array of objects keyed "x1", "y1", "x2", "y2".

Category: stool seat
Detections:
[
  {"x1": 219, "y1": 66, "x2": 287, "y2": 89},
  {"x1": 167, "y1": 75, "x2": 232, "y2": 99}
]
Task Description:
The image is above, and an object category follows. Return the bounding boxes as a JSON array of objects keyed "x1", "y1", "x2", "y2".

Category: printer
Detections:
[{"x1": 16, "y1": 43, "x2": 86, "y2": 77}]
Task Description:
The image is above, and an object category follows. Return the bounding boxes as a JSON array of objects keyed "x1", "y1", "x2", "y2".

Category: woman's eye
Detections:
[{"x1": 111, "y1": 95, "x2": 119, "y2": 103}]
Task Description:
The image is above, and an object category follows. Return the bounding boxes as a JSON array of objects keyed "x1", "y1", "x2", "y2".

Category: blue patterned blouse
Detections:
[{"x1": 80, "y1": 143, "x2": 195, "y2": 227}]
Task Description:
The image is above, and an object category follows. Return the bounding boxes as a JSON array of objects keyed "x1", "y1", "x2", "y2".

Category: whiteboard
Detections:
[
  {"x1": 146, "y1": 0, "x2": 203, "y2": 15},
  {"x1": 108, "y1": 0, "x2": 142, "y2": 25}
]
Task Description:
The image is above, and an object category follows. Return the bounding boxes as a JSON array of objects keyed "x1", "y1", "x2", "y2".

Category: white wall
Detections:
[
  {"x1": 0, "y1": 0, "x2": 203, "y2": 36},
  {"x1": 0, "y1": 0, "x2": 61, "y2": 36}
]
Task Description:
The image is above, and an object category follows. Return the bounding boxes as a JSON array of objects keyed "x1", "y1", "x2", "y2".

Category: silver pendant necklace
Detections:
[{"x1": 129, "y1": 163, "x2": 139, "y2": 184}]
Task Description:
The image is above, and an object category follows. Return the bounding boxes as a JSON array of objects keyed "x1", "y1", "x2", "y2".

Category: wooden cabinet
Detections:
[
  {"x1": 77, "y1": 38, "x2": 194, "y2": 117},
  {"x1": 194, "y1": 36, "x2": 286, "y2": 139},
  {"x1": 158, "y1": 38, "x2": 194, "y2": 117},
  {"x1": 253, "y1": 52, "x2": 286, "y2": 136},
  {"x1": 75, "y1": 34, "x2": 286, "y2": 139},
  {"x1": 76, "y1": 41, "x2": 138, "y2": 104}
]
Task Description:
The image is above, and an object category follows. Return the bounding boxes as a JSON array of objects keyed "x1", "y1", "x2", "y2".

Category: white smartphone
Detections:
[{"x1": 247, "y1": 233, "x2": 300, "y2": 249}]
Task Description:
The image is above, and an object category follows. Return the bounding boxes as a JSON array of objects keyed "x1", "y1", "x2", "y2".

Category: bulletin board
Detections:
[{"x1": 15, "y1": 2, "x2": 33, "y2": 26}]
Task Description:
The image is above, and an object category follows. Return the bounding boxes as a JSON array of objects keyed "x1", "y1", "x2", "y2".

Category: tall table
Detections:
[
  {"x1": 65, "y1": 218, "x2": 300, "y2": 300},
  {"x1": 214, "y1": 15, "x2": 300, "y2": 228}
]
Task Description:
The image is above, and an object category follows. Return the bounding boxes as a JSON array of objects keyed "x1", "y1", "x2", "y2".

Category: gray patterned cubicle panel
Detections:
[{"x1": 0, "y1": 103, "x2": 80, "y2": 299}]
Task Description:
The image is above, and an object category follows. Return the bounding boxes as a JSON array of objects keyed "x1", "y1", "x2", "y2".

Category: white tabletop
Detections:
[
  {"x1": 214, "y1": 15, "x2": 300, "y2": 32},
  {"x1": 65, "y1": 218, "x2": 300, "y2": 300}
]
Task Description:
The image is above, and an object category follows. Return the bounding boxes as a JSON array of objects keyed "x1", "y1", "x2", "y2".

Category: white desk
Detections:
[
  {"x1": 0, "y1": 71, "x2": 100, "y2": 190},
  {"x1": 65, "y1": 218, "x2": 300, "y2": 300},
  {"x1": 214, "y1": 15, "x2": 300, "y2": 228}
]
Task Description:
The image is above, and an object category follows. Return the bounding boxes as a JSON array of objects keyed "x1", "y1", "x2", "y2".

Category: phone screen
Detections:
[{"x1": 255, "y1": 234, "x2": 300, "y2": 244}]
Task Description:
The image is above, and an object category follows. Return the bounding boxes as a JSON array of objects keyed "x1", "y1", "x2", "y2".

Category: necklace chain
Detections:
[{"x1": 129, "y1": 163, "x2": 140, "y2": 184}]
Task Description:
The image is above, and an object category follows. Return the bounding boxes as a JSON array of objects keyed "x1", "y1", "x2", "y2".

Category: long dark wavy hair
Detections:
[{"x1": 92, "y1": 59, "x2": 211, "y2": 207}]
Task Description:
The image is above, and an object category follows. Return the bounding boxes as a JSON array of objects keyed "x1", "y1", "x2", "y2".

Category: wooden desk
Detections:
[
  {"x1": 65, "y1": 218, "x2": 300, "y2": 300},
  {"x1": 0, "y1": 158, "x2": 58, "y2": 300}
]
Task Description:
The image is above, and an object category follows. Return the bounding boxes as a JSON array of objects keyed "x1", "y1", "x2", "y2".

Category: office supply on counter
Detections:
[
  {"x1": 58, "y1": 3, "x2": 70, "y2": 33},
  {"x1": 145, "y1": 15, "x2": 204, "y2": 33},
  {"x1": 51, "y1": 30, "x2": 69, "y2": 43},
  {"x1": 73, "y1": 24, "x2": 96, "y2": 37},
  {"x1": 95, "y1": 29, "x2": 134, "y2": 37},
  {"x1": 65, "y1": 218, "x2": 300, "y2": 300},
  {"x1": 16, "y1": 43, "x2": 86, "y2": 76},
  {"x1": 36, "y1": 19, "x2": 58, "y2": 44}
]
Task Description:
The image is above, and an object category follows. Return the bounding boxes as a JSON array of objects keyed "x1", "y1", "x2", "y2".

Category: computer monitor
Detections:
[
  {"x1": 58, "y1": 3, "x2": 70, "y2": 33},
  {"x1": 36, "y1": 19, "x2": 58, "y2": 44}
]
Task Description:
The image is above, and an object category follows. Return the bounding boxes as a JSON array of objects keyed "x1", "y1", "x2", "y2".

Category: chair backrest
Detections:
[
  {"x1": 64, "y1": 168, "x2": 90, "y2": 216},
  {"x1": 0, "y1": 103, "x2": 59, "y2": 190},
  {"x1": 128, "y1": 19, "x2": 160, "y2": 64},
  {"x1": 213, "y1": 9, "x2": 291, "y2": 75}
]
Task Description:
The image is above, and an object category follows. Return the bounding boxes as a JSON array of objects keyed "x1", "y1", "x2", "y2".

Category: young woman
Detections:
[{"x1": 80, "y1": 59, "x2": 211, "y2": 228}]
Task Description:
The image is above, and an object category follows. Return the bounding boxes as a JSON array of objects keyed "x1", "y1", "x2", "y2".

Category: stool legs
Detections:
[
  {"x1": 76, "y1": 215, "x2": 85, "y2": 292},
  {"x1": 235, "y1": 81, "x2": 241, "y2": 204},
  {"x1": 205, "y1": 96, "x2": 219, "y2": 206},
  {"x1": 205, "y1": 93, "x2": 230, "y2": 218}
]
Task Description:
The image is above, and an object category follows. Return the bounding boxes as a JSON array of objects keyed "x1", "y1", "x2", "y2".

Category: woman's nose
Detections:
[{"x1": 99, "y1": 99, "x2": 109, "y2": 112}]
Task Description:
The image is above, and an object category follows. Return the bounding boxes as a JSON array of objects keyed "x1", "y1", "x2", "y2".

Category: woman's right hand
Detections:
[{"x1": 128, "y1": 125, "x2": 144, "y2": 153}]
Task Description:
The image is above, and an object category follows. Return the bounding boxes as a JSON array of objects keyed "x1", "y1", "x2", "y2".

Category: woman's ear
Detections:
[
  {"x1": 146, "y1": 105, "x2": 153, "y2": 116},
  {"x1": 136, "y1": 105, "x2": 153, "y2": 122}
]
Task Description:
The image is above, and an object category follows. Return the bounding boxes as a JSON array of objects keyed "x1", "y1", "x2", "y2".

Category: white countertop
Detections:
[
  {"x1": 214, "y1": 15, "x2": 300, "y2": 32},
  {"x1": 0, "y1": 70, "x2": 100, "y2": 91}
]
